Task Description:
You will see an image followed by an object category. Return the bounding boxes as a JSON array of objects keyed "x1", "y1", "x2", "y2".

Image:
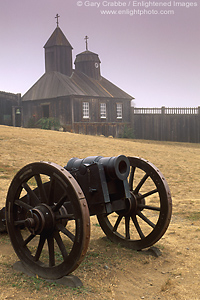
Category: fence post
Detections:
[
  {"x1": 161, "y1": 106, "x2": 165, "y2": 115},
  {"x1": 161, "y1": 106, "x2": 165, "y2": 141},
  {"x1": 198, "y1": 107, "x2": 200, "y2": 143}
]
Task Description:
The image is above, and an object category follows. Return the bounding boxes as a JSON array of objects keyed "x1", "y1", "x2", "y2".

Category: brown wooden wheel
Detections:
[
  {"x1": 6, "y1": 161, "x2": 90, "y2": 279},
  {"x1": 97, "y1": 157, "x2": 172, "y2": 250}
]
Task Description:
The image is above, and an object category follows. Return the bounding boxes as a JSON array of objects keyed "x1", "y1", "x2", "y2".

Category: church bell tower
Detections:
[
  {"x1": 44, "y1": 14, "x2": 73, "y2": 76},
  {"x1": 74, "y1": 36, "x2": 101, "y2": 80}
]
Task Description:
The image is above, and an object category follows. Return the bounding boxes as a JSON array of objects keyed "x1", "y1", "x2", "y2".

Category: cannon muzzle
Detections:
[{"x1": 65, "y1": 155, "x2": 130, "y2": 181}]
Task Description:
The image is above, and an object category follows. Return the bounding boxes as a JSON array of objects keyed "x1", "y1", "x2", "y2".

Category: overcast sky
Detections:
[{"x1": 0, "y1": 0, "x2": 199, "y2": 107}]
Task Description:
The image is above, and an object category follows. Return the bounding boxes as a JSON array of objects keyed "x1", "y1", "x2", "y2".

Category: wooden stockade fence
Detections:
[{"x1": 131, "y1": 106, "x2": 200, "y2": 143}]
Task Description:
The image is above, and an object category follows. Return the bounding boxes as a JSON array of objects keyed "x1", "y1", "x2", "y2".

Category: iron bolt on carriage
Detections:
[{"x1": 4, "y1": 155, "x2": 172, "y2": 280}]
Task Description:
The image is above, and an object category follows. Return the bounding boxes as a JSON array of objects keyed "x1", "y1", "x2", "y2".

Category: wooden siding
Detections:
[
  {"x1": 73, "y1": 122, "x2": 128, "y2": 137},
  {"x1": 22, "y1": 96, "x2": 72, "y2": 127},
  {"x1": 72, "y1": 97, "x2": 130, "y2": 123},
  {"x1": 22, "y1": 96, "x2": 131, "y2": 137}
]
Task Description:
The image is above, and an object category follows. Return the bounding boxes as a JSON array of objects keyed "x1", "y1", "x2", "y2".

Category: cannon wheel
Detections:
[
  {"x1": 6, "y1": 161, "x2": 90, "y2": 279},
  {"x1": 97, "y1": 157, "x2": 172, "y2": 250}
]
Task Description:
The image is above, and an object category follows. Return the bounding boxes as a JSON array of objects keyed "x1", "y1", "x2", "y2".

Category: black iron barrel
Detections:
[{"x1": 65, "y1": 155, "x2": 130, "y2": 181}]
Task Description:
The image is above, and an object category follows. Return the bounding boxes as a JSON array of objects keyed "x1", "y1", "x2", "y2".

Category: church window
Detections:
[
  {"x1": 100, "y1": 103, "x2": 106, "y2": 119},
  {"x1": 116, "y1": 103, "x2": 122, "y2": 119},
  {"x1": 83, "y1": 102, "x2": 89, "y2": 118}
]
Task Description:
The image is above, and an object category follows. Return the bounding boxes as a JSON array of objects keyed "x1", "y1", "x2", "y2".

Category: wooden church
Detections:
[{"x1": 22, "y1": 18, "x2": 133, "y2": 137}]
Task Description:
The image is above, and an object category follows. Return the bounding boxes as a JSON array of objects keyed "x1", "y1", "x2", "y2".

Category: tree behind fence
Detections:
[{"x1": 131, "y1": 106, "x2": 200, "y2": 143}]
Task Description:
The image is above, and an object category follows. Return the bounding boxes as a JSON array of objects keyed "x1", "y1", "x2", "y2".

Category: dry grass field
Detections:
[{"x1": 0, "y1": 125, "x2": 200, "y2": 300}]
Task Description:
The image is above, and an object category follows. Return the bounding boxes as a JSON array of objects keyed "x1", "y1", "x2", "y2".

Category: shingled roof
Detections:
[
  {"x1": 44, "y1": 27, "x2": 73, "y2": 49},
  {"x1": 22, "y1": 70, "x2": 133, "y2": 101}
]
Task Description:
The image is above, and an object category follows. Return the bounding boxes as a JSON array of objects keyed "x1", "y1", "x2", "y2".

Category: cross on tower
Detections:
[
  {"x1": 84, "y1": 35, "x2": 89, "y2": 51},
  {"x1": 55, "y1": 14, "x2": 60, "y2": 27}
]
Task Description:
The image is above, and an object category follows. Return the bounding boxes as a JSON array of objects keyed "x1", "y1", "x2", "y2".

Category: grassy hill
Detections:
[{"x1": 0, "y1": 125, "x2": 200, "y2": 299}]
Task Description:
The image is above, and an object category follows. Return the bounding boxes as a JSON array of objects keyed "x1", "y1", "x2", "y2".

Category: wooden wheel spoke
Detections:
[
  {"x1": 131, "y1": 216, "x2": 145, "y2": 239},
  {"x1": 129, "y1": 166, "x2": 136, "y2": 190},
  {"x1": 47, "y1": 236, "x2": 55, "y2": 267},
  {"x1": 113, "y1": 215, "x2": 123, "y2": 232},
  {"x1": 48, "y1": 177, "x2": 56, "y2": 205},
  {"x1": 137, "y1": 211, "x2": 155, "y2": 228},
  {"x1": 34, "y1": 235, "x2": 46, "y2": 261},
  {"x1": 54, "y1": 231, "x2": 68, "y2": 259},
  {"x1": 137, "y1": 188, "x2": 158, "y2": 199},
  {"x1": 34, "y1": 174, "x2": 48, "y2": 203},
  {"x1": 21, "y1": 183, "x2": 40, "y2": 205},
  {"x1": 138, "y1": 204, "x2": 160, "y2": 211},
  {"x1": 52, "y1": 194, "x2": 68, "y2": 212},
  {"x1": 56, "y1": 223, "x2": 75, "y2": 242},
  {"x1": 55, "y1": 214, "x2": 74, "y2": 221},
  {"x1": 23, "y1": 234, "x2": 35, "y2": 246},
  {"x1": 14, "y1": 199, "x2": 33, "y2": 210},
  {"x1": 134, "y1": 174, "x2": 149, "y2": 194},
  {"x1": 125, "y1": 216, "x2": 130, "y2": 239}
]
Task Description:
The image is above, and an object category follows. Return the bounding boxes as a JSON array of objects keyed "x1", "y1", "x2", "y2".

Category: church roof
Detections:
[
  {"x1": 75, "y1": 50, "x2": 101, "y2": 63},
  {"x1": 44, "y1": 27, "x2": 73, "y2": 49},
  {"x1": 22, "y1": 71, "x2": 133, "y2": 101}
]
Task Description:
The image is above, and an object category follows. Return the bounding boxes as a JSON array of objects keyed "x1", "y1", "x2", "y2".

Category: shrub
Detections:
[
  {"x1": 119, "y1": 124, "x2": 134, "y2": 139},
  {"x1": 36, "y1": 118, "x2": 60, "y2": 131}
]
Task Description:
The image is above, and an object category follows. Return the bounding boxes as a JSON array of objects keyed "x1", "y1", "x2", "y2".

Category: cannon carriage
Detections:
[{"x1": 4, "y1": 155, "x2": 172, "y2": 280}]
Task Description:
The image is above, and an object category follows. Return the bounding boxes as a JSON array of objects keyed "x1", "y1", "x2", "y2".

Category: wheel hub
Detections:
[
  {"x1": 117, "y1": 193, "x2": 136, "y2": 216},
  {"x1": 118, "y1": 192, "x2": 146, "y2": 217},
  {"x1": 25, "y1": 204, "x2": 55, "y2": 235}
]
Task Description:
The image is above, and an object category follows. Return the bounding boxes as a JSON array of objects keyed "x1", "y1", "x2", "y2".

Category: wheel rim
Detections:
[
  {"x1": 97, "y1": 157, "x2": 172, "y2": 250},
  {"x1": 6, "y1": 162, "x2": 90, "y2": 279}
]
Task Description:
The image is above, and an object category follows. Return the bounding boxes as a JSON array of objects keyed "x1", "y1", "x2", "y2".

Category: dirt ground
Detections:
[{"x1": 0, "y1": 125, "x2": 199, "y2": 300}]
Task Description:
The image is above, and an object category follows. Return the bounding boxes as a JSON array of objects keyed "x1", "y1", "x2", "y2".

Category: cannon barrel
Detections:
[{"x1": 65, "y1": 155, "x2": 130, "y2": 181}]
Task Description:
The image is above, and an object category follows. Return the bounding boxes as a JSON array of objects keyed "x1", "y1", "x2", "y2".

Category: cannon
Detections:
[{"x1": 4, "y1": 155, "x2": 172, "y2": 280}]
